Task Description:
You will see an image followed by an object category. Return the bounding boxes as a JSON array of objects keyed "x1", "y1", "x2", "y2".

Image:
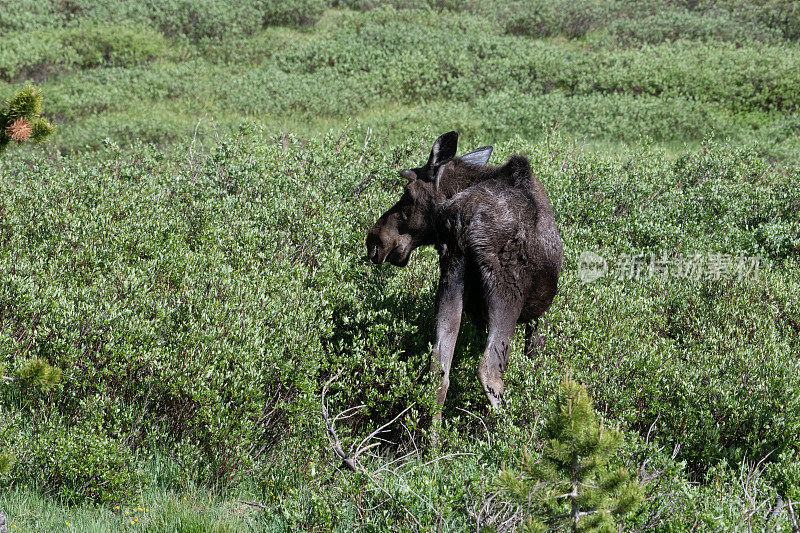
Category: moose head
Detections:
[{"x1": 365, "y1": 131, "x2": 492, "y2": 266}]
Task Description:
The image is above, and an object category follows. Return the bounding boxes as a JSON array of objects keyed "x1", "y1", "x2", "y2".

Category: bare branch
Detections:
[
  {"x1": 645, "y1": 415, "x2": 660, "y2": 445},
  {"x1": 352, "y1": 405, "x2": 414, "y2": 457},
  {"x1": 238, "y1": 499, "x2": 268, "y2": 510},
  {"x1": 188, "y1": 114, "x2": 207, "y2": 166},
  {"x1": 320, "y1": 372, "x2": 425, "y2": 528},
  {"x1": 357, "y1": 127, "x2": 372, "y2": 167},
  {"x1": 671, "y1": 443, "x2": 681, "y2": 460},
  {"x1": 331, "y1": 404, "x2": 368, "y2": 423},
  {"x1": 375, "y1": 450, "x2": 418, "y2": 475},
  {"x1": 400, "y1": 420, "x2": 419, "y2": 458},
  {"x1": 788, "y1": 499, "x2": 799, "y2": 532},
  {"x1": 402, "y1": 452, "x2": 476, "y2": 475},
  {"x1": 321, "y1": 370, "x2": 359, "y2": 472}
]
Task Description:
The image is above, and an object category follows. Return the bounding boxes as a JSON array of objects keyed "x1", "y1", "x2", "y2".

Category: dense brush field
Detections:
[
  {"x1": 2, "y1": 0, "x2": 800, "y2": 158},
  {"x1": 1, "y1": 1, "x2": 800, "y2": 531}
]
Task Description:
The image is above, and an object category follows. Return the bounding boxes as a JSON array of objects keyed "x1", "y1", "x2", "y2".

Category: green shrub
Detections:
[
  {"x1": 483, "y1": 0, "x2": 607, "y2": 39},
  {"x1": 0, "y1": 0, "x2": 330, "y2": 40},
  {"x1": 0, "y1": 24, "x2": 168, "y2": 81},
  {"x1": 0, "y1": 0, "x2": 69, "y2": 32},
  {"x1": 341, "y1": 0, "x2": 789, "y2": 45},
  {"x1": 25, "y1": 423, "x2": 137, "y2": 504},
  {"x1": 148, "y1": 0, "x2": 267, "y2": 40},
  {"x1": 3, "y1": 5, "x2": 798, "y2": 154},
  {"x1": 261, "y1": 0, "x2": 329, "y2": 27},
  {"x1": 599, "y1": 0, "x2": 784, "y2": 45},
  {"x1": 766, "y1": 450, "x2": 800, "y2": 501},
  {"x1": 729, "y1": 0, "x2": 800, "y2": 40},
  {"x1": 267, "y1": 10, "x2": 800, "y2": 114},
  {"x1": 1, "y1": 131, "x2": 797, "y2": 504}
]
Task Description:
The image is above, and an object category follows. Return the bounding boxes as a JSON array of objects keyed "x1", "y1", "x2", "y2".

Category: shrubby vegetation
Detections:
[
  {"x1": 0, "y1": 0, "x2": 328, "y2": 37},
  {"x1": 0, "y1": 127, "x2": 798, "y2": 529},
  {"x1": 1, "y1": 1, "x2": 799, "y2": 159},
  {"x1": 0, "y1": 24, "x2": 168, "y2": 81},
  {"x1": 1, "y1": 0, "x2": 799, "y2": 530}
]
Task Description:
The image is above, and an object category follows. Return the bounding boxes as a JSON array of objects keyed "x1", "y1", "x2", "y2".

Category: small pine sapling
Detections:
[
  {"x1": 15, "y1": 357, "x2": 62, "y2": 390},
  {"x1": 0, "y1": 85, "x2": 54, "y2": 153},
  {"x1": 497, "y1": 376, "x2": 642, "y2": 532}
]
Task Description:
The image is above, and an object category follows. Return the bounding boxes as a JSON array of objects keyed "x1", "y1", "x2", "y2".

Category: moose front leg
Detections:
[{"x1": 430, "y1": 254, "x2": 465, "y2": 423}]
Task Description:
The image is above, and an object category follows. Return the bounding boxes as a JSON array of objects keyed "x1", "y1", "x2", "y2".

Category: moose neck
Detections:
[{"x1": 437, "y1": 161, "x2": 496, "y2": 198}]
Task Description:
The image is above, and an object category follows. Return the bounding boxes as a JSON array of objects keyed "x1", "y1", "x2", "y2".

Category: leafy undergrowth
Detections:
[
  {"x1": 0, "y1": 456, "x2": 256, "y2": 532},
  {"x1": 0, "y1": 128, "x2": 798, "y2": 530}
]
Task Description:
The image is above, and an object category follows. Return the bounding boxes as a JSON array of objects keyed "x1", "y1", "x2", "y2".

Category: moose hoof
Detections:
[{"x1": 483, "y1": 386, "x2": 506, "y2": 411}]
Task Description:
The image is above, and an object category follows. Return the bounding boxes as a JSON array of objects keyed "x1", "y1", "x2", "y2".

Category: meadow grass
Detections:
[{"x1": 0, "y1": 458, "x2": 259, "y2": 533}]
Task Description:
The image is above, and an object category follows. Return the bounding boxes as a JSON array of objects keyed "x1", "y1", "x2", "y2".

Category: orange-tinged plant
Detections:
[
  {"x1": 6, "y1": 118, "x2": 32, "y2": 142},
  {"x1": 1, "y1": 85, "x2": 54, "y2": 152}
]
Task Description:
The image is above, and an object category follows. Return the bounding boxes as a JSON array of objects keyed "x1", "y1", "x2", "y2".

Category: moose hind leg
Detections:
[
  {"x1": 524, "y1": 318, "x2": 546, "y2": 358},
  {"x1": 478, "y1": 306, "x2": 520, "y2": 410}
]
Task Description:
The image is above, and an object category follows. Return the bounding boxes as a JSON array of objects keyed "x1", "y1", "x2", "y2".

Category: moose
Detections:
[{"x1": 366, "y1": 131, "x2": 563, "y2": 418}]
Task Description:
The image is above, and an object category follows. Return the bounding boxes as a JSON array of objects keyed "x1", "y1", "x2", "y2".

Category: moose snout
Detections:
[
  {"x1": 366, "y1": 228, "x2": 407, "y2": 265},
  {"x1": 366, "y1": 230, "x2": 387, "y2": 264}
]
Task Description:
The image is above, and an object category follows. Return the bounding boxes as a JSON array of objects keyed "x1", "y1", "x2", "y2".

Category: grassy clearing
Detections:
[{"x1": 0, "y1": 467, "x2": 258, "y2": 532}]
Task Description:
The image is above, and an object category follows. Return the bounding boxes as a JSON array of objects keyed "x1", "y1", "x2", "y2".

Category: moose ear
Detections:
[
  {"x1": 460, "y1": 145, "x2": 493, "y2": 166},
  {"x1": 427, "y1": 131, "x2": 458, "y2": 171},
  {"x1": 433, "y1": 162, "x2": 453, "y2": 201}
]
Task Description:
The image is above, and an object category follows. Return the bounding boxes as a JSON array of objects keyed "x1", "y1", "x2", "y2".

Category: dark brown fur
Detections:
[{"x1": 366, "y1": 131, "x2": 563, "y2": 416}]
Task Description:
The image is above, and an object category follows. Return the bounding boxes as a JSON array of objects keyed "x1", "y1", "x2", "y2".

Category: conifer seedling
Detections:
[
  {"x1": 1, "y1": 358, "x2": 62, "y2": 479},
  {"x1": 498, "y1": 376, "x2": 642, "y2": 532},
  {"x1": 0, "y1": 85, "x2": 54, "y2": 153}
]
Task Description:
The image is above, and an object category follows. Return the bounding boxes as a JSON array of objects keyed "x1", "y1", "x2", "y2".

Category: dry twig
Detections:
[
  {"x1": 237, "y1": 499, "x2": 268, "y2": 510},
  {"x1": 788, "y1": 498, "x2": 799, "y2": 532},
  {"x1": 357, "y1": 127, "x2": 372, "y2": 167},
  {"x1": 320, "y1": 372, "x2": 425, "y2": 528}
]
